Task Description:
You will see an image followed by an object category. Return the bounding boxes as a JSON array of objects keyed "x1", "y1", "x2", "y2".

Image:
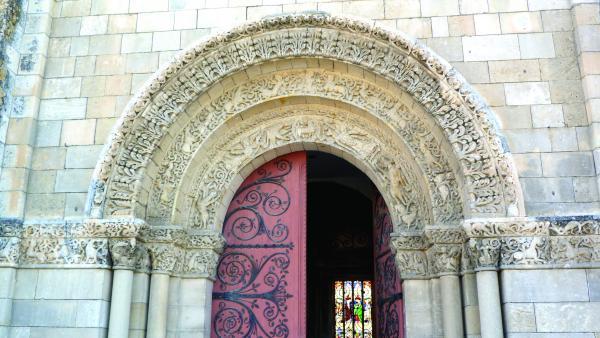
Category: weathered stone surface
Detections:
[
  {"x1": 501, "y1": 269, "x2": 589, "y2": 303},
  {"x1": 503, "y1": 303, "x2": 536, "y2": 332},
  {"x1": 535, "y1": 302, "x2": 600, "y2": 332}
]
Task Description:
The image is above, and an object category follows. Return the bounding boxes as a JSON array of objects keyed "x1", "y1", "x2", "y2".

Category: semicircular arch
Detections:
[{"x1": 88, "y1": 12, "x2": 523, "y2": 223}]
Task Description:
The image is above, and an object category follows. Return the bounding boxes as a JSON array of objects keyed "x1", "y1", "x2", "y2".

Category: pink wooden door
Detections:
[
  {"x1": 211, "y1": 152, "x2": 307, "y2": 338},
  {"x1": 373, "y1": 194, "x2": 405, "y2": 338}
]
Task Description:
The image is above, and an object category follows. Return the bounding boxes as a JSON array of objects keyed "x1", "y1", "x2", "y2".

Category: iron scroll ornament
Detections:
[
  {"x1": 212, "y1": 158, "x2": 296, "y2": 338},
  {"x1": 223, "y1": 159, "x2": 292, "y2": 243}
]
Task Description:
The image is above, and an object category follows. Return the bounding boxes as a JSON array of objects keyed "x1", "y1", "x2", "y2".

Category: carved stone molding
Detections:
[
  {"x1": 2, "y1": 218, "x2": 144, "y2": 267},
  {"x1": 179, "y1": 106, "x2": 434, "y2": 230},
  {"x1": 148, "y1": 70, "x2": 463, "y2": 228},
  {"x1": 89, "y1": 12, "x2": 523, "y2": 223},
  {"x1": 142, "y1": 229, "x2": 225, "y2": 276},
  {"x1": 109, "y1": 238, "x2": 137, "y2": 269},
  {"x1": 464, "y1": 216, "x2": 600, "y2": 269}
]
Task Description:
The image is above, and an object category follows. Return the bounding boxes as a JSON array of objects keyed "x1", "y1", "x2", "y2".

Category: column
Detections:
[
  {"x1": 146, "y1": 244, "x2": 178, "y2": 338},
  {"x1": 390, "y1": 231, "x2": 432, "y2": 338},
  {"x1": 107, "y1": 239, "x2": 136, "y2": 338},
  {"x1": 462, "y1": 272, "x2": 481, "y2": 337},
  {"x1": 175, "y1": 232, "x2": 225, "y2": 337},
  {"x1": 129, "y1": 271, "x2": 150, "y2": 338},
  {"x1": 440, "y1": 275, "x2": 464, "y2": 338},
  {"x1": 129, "y1": 245, "x2": 151, "y2": 338},
  {"x1": 108, "y1": 270, "x2": 134, "y2": 338},
  {"x1": 469, "y1": 237, "x2": 504, "y2": 338},
  {"x1": 147, "y1": 273, "x2": 171, "y2": 338},
  {"x1": 425, "y1": 229, "x2": 465, "y2": 338},
  {"x1": 476, "y1": 271, "x2": 503, "y2": 338}
]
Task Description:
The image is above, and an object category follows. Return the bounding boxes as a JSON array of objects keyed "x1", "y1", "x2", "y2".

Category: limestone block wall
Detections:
[
  {"x1": 8, "y1": 268, "x2": 112, "y2": 337},
  {"x1": 0, "y1": 0, "x2": 598, "y2": 221},
  {"x1": 501, "y1": 269, "x2": 600, "y2": 337}
]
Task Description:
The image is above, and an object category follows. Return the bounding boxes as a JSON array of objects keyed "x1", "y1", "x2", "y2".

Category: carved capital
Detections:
[
  {"x1": 147, "y1": 244, "x2": 179, "y2": 274},
  {"x1": 427, "y1": 243, "x2": 462, "y2": 276},
  {"x1": 109, "y1": 238, "x2": 136, "y2": 269},
  {"x1": 133, "y1": 244, "x2": 151, "y2": 273},
  {"x1": 468, "y1": 238, "x2": 501, "y2": 271},
  {"x1": 0, "y1": 236, "x2": 21, "y2": 266},
  {"x1": 393, "y1": 250, "x2": 429, "y2": 279},
  {"x1": 181, "y1": 249, "x2": 221, "y2": 279}
]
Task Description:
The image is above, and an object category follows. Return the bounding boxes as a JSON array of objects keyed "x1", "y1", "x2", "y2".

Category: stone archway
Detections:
[{"x1": 85, "y1": 13, "x2": 525, "y2": 338}]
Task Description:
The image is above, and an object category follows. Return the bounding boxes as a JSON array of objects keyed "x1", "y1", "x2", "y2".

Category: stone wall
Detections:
[
  {"x1": 502, "y1": 269, "x2": 600, "y2": 336},
  {"x1": 0, "y1": 0, "x2": 598, "y2": 221},
  {"x1": 1, "y1": 1, "x2": 600, "y2": 338},
  {"x1": 8, "y1": 268, "x2": 112, "y2": 337}
]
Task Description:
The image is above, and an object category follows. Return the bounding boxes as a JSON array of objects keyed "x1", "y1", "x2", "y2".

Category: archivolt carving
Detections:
[
  {"x1": 89, "y1": 13, "x2": 522, "y2": 221},
  {"x1": 179, "y1": 105, "x2": 431, "y2": 230},
  {"x1": 148, "y1": 69, "x2": 463, "y2": 226}
]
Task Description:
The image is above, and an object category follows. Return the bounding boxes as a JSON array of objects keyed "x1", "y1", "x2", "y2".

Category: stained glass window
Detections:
[{"x1": 334, "y1": 280, "x2": 373, "y2": 338}]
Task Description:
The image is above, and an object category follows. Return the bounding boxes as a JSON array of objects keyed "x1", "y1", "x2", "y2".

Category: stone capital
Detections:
[
  {"x1": 468, "y1": 238, "x2": 501, "y2": 271},
  {"x1": 108, "y1": 238, "x2": 137, "y2": 269},
  {"x1": 427, "y1": 243, "x2": 462, "y2": 276},
  {"x1": 147, "y1": 244, "x2": 179, "y2": 274}
]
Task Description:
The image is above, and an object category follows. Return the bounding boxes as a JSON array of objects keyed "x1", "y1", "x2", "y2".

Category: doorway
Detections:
[
  {"x1": 210, "y1": 151, "x2": 403, "y2": 338},
  {"x1": 307, "y1": 151, "x2": 376, "y2": 338}
]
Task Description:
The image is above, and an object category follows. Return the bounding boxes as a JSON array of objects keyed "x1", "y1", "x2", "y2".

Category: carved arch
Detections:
[{"x1": 88, "y1": 12, "x2": 524, "y2": 226}]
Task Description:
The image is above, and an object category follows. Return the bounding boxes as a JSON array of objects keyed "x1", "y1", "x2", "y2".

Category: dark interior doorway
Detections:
[{"x1": 307, "y1": 151, "x2": 376, "y2": 338}]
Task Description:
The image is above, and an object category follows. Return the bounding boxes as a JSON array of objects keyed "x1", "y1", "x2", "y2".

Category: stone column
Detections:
[
  {"x1": 390, "y1": 231, "x2": 432, "y2": 338},
  {"x1": 426, "y1": 228, "x2": 465, "y2": 338},
  {"x1": 129, "y1": 245, "x2": 151, "y2": 338},
  {"x1": 469, "y1": 238, "x2": 504, "y2": 338},
  {"x1": 107, "y1": 238, "x2": 137, "y2": 338},
  {"x1": 461, "y1": 272, "x2": 481, "y2": 337},
  {"x1": 146, "y1": 244, "x2": 178, "y2": 338},
  {"x1": 175, "y1": 231, "x2": 225, "y2": 338}
]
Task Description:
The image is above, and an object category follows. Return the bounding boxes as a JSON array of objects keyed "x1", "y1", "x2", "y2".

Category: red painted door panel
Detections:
[
  {"x1": 373, "y1": 194, "x2": 404, "y2": 338},
  {"x1": 211, "y1": 152, "x2": 307, "y2": 338}
]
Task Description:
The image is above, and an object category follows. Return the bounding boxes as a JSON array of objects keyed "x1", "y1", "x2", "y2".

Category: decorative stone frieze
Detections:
[
  {"x1": 109, "y1": 238, "x2": 137, "y2": 269},
  {"x1": 464, "y1": 216, "x2": 600, "y2": 269},
  {"x1": 1, "y1": 218, "x2": 145, "y2": 267},
  {"x1": 89, "y1": 12, "x2": 523, "y2": 224}
]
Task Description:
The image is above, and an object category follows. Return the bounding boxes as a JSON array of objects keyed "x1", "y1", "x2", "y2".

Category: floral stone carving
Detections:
[{"x1": 89, "y1": 13, "x2": 522, "y2": 223}]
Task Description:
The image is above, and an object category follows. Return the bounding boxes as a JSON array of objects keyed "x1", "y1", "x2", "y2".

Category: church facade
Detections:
[{"x1": 1, "y1": 0, "x2": 600, "y2": 337}]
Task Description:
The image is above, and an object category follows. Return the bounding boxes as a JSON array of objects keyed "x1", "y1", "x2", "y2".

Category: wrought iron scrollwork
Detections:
[
  {"x1": 213, "y1": 157, "x2": 298, "y2": 338},
  {"x1": 223, "y1": 159, "x2": 292, "y2": 243}
]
